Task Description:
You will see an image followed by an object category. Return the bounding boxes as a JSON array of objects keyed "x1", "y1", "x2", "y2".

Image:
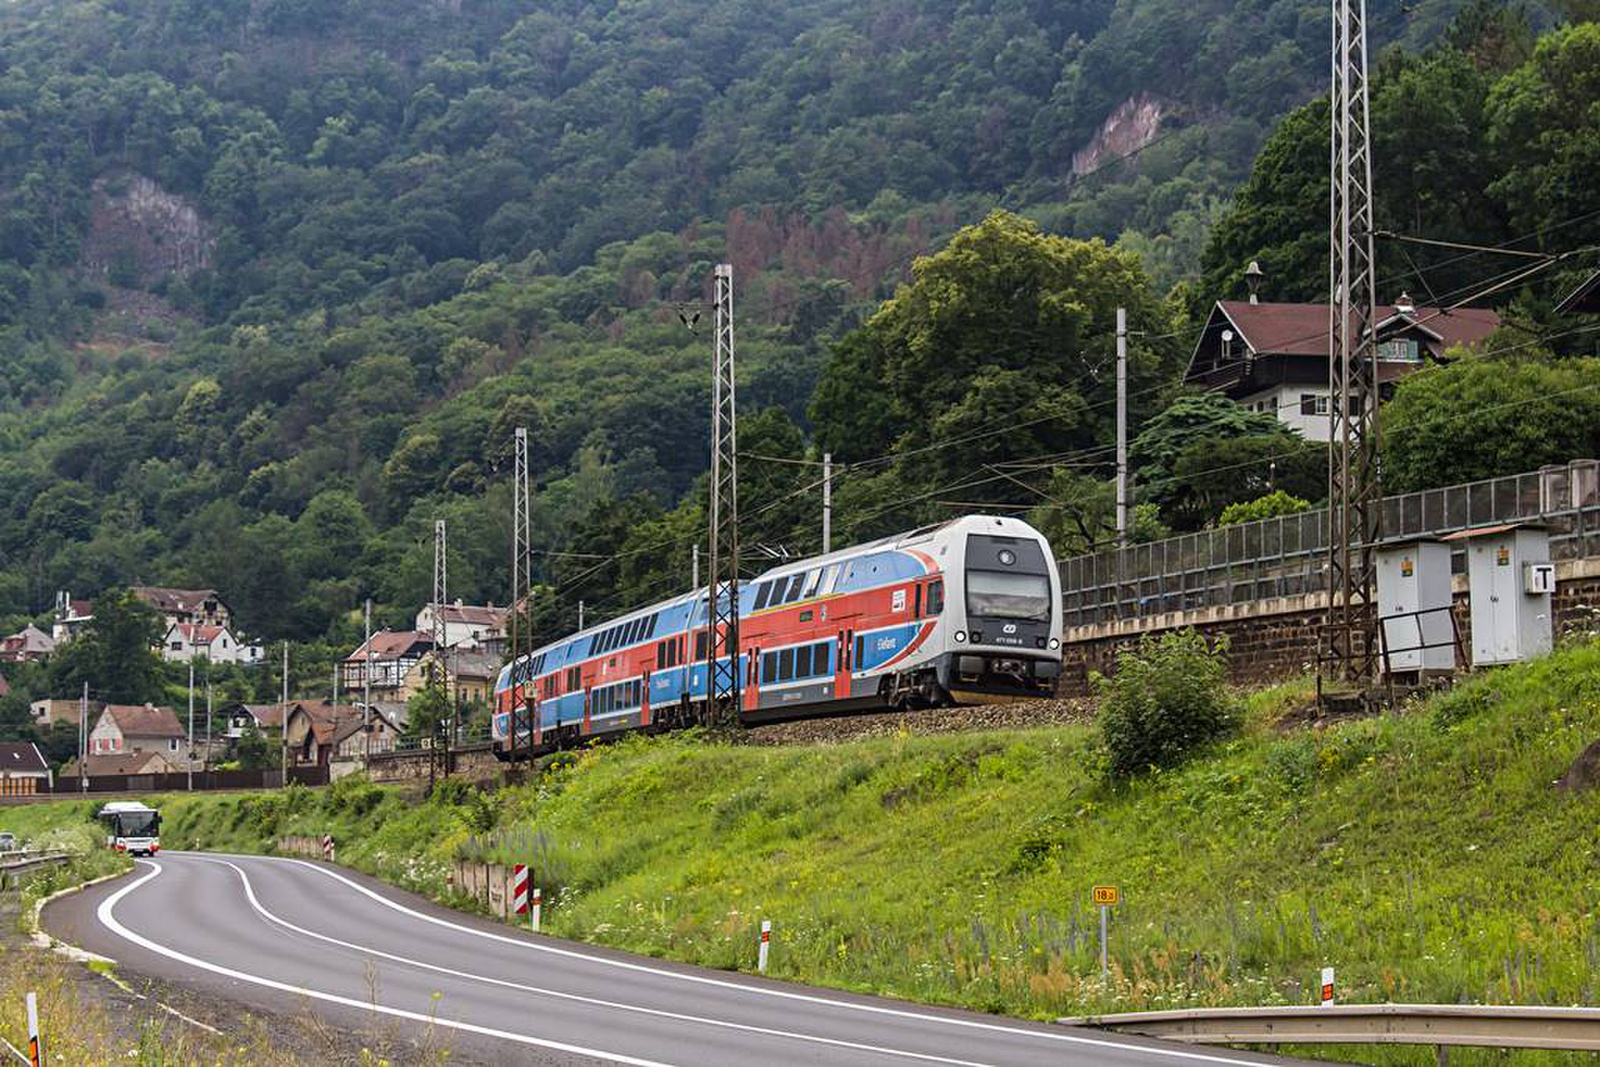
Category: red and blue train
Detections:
[{"x1": 492, "y1": 514, "x2": 1062, "y2": 756}]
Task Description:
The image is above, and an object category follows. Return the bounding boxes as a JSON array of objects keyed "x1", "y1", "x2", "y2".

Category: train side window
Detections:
[
  {"x1": 694, "y1": 630, "x2": 708, "y2": 659},
  {"x1": 782, "y1": 574, "x2": 803, "y2": 603},
  {"x1": 814, "y1": 642, "x2": 831, "y2": 674},
  {"x1": 778, "y1": 647, "x2": 795, "y2": 680},
  {"x1": 928, "y1": 579, "x2": 944, "y2": 615},
  {"x1": 795, "y1": 644, "x2": 813, "y2": 678},
  {"x1": 914, "y1": 584, "x2": 923, "y2": 618},
  {"x1": 753, "y1": 582, "x2": 772, "y2": 610},
  {"x1": 854, "y1": 636, "x2": 864, "y2": 669},
  {"x1": 801, "y1": 568, "x2": 822, "y2": 599},
  {"x1": 762, "y1": 651, "x2": 777, "y2": 681},
  {"x1": 821, "y1": 563, "x2": 842, "y2": 595}
]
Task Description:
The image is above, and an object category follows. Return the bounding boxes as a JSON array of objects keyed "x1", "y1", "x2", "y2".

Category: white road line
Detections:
[
  {"x1": 199, "y1": 856, "x2": 992, "y2": 1067},
  {"x1": 248, "y1": 854, "x2": 1280, "y2": 1066},
  {"x1": 96, "y1": 861, "x2": 672, "y2": 1067}
]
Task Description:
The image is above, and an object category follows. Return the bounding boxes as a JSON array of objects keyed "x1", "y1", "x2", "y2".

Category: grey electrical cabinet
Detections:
[
  {"x1": 1374, "y1": 538, "x2": 1455, "y2": 673},
  {"x1": 1449, "y1": 524, "x2": 1554, "y2": 667}
]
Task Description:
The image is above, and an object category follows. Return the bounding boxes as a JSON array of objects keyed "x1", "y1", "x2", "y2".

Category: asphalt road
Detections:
[{"x1": 46, "y1": 852, "x2": 1308, "y2": 1066}]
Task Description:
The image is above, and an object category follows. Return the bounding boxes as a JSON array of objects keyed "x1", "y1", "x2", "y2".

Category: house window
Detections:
[
  {"x1": 170, "y1": 641, "x2": 183, "y2": 651},
  {"x1": 1300, "y1": 393, "x2": 1330, "y2": 416},
  {"x1": 1377, "y1": 338, "x2": 1421, "y2": 362},
  {"x1": 168, "y1": 739, "x2": 179, "y2": 751}
]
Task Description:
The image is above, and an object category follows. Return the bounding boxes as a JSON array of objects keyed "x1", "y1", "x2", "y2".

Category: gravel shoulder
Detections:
[{"x1": 742, "y1": 695, "x2": 1093, "y2": 745}]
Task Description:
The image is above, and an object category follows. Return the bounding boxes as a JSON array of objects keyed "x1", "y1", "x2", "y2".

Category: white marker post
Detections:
[
  {"x1": 1091, "y1": 886, "x2": 1120, "y2": 980},
  {"x1": 26, "y1": 990, "x2": 42, "y2": 1067},
  {"x1": 758, "y1": 920, "x2": 771, "y2": 973},
  {"x1": 531, "y1": 886, "x2": 542, "y2": 933},
  {"x1": 1320, "y1": 966, "x2": 1335, "y2": 1007},
  {"x1": 322, "y1": 834, "x2": 335, "y2": 864}
]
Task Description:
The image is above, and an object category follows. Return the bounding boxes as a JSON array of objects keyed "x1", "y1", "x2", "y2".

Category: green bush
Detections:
[
  {"x1": 1095, "y1": 629, "x2": 1238, "y2": 778},
  {"x1": 1218, "y1": 489, "x2": 1312, "y2": 526}
]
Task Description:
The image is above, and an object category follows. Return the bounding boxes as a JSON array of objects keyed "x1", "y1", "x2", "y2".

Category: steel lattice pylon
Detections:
[
  {"x1": 1326, "y1": 0, "x2": 1382, "y2": 684},
  {"x1": 510, "y1": 426, "x2": 533, "y2": 757},
  {"x1": 432, "y1": 518, "x2": 451, "y2": 700},
  {"x1": 705, "y1": 263, "x2": 741, "y2": 727}
]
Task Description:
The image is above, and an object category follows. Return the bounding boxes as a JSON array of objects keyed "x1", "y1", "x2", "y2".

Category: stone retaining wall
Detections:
[{"x1": 366, "y1": 745, "x2": 503, "y2": 785}]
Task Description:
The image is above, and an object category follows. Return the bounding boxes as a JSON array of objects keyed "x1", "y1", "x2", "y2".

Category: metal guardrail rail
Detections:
[
  {"x1": 1061, "y1": 1003, "x2": 1600, "y2": 1053},
  {"x1": 0, "y1": 850, "x2": 69, "y2": 888}
]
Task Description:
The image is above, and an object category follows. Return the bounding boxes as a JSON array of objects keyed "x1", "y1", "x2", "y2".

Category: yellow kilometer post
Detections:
[{"x1": 1092, "y1": 886, "x2": 1120, "y2": 978}]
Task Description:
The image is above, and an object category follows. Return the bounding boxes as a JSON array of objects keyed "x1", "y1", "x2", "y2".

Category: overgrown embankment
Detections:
[{"x1": 18, "y1": 640, "x2": 1600, "y2": 1063}]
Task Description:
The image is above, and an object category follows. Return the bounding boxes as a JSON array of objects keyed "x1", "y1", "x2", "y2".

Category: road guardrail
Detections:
[
  {"x1": 1061, "y1": 1003, "x2": 1600, "y2": 1055},
  {"x1": 0, "y1": 850, "x2": 69, "y2": 889}
]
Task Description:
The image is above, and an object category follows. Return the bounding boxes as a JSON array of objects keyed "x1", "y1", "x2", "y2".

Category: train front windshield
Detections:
[{"x1": 965, "y1": 570, "x2": 1052, "y2": 621}]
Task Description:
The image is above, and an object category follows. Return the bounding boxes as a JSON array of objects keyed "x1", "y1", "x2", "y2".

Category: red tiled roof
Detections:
[
  {"x1": 172, "y1": 623, "x2": 226, "y2": 644},
  {"x1": 100, "y1": 703, "x2": 185, "y2": 738},
  {"x1": 0, "y1": 742, "x2": 47, "y2": 774},
  {"x1": 346, "y1": 630, "x2": 434, "y2": 662},
  {"x1": 233, "y1": 703, "x2": 284, "y2": 729},
  {"x1": 288, "y1": 701, "x2": 363, "y2": 744},
  {"x1": 1215, "y1": 301, "x2": 1501, "y2": 357},
  {"x1": 437, "y1": 603, "x2": 509, "y2": 627}
]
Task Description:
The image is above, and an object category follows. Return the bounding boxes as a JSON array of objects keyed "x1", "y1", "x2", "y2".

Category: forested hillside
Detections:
[{"x1": 0, "y1": 0, "x2": 1589, "y2": 663}]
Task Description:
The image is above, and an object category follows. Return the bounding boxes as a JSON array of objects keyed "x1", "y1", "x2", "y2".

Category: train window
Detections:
[
  {"x1": 799, "y1": 610, "x2": 813, "y2": 622},
  {"x1": 778, "y1": 647, "x2": 795, "y2": 680},
  {"x1": 646, "y1": 613, "x2": 658, "y2": 638},
  {"x1": 753, "y1": 582, "x2": 772, "y2": 610},
  {"x1": 815, "y1": 642, "x2": 832, "y2": 674},
  {"x1": 762, "y1": 651, "x2": 777, "y2": 681},
  {"x1": 914, "y1": 585, "x2": 922, "y2": 618},
  {"x1": 854, "y1": 636, "x2": 865, "y2": 669},
  {"x1": 801, "y1": 568, "x2": 822, "y2": 599},
  {"x1": 928, "y1": 579, "x2": 944, "y2": 615},
  {"x1": 785, "y1": 574, "x2": 806, "y2": 603},
  {"x1": 795, "y1": 644, "x2": 813, "y2": 678},
  {"x1": 694, "y1": 630, "x2": 708, "y2": 659}
]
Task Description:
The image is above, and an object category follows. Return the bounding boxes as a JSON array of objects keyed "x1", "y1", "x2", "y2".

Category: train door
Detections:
[
  {"x1": 641, "y1": 669, "x2": 651, "y2": 727},
  {"x1": 583, "y1": 687, "x2": 593, "y2": 735}
]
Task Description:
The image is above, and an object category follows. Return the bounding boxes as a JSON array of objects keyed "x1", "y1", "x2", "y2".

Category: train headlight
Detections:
[
  {"x1": 953, "y1": 630, "x2": 966, "y2": 642},
  {"x1": 1049, "y1": 637, "x2": 1060, "y2": 650}
]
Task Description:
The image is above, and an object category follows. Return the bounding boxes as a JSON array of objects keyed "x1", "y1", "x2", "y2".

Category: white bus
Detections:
[{"x1": 97, "y1": 801, "x2": 161, "y2": 856}]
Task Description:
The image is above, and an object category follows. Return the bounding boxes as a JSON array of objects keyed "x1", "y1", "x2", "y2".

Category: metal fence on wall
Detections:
[{"x1": 1060, "y1": 460, "x2": 1600, "y2": 630}]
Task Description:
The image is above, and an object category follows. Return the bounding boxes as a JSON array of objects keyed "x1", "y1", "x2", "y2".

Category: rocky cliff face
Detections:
[
  {"x1": 79, "y1": 172, "x2": 214, "y2": 288},
  {"x1": 1072, "y1": 92, "x2": 1166, "y2": 177}
]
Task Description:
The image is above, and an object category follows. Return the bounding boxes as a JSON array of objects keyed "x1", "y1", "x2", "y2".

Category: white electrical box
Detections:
[
  {"x1": 1374, "y1": 538, "x2": 1455, "y2": 673},
  {"x1": 1448, "y1": 524, "x2": 1554, "y2": 667}
]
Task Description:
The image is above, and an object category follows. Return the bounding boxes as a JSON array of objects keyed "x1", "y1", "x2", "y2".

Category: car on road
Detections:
[{"x1": 0, "y1": 832, "x2": 16, "y2": 851}]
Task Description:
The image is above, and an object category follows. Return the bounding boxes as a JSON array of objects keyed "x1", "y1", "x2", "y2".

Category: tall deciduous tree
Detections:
[{"x1": 48, "y1": 589, "x2": 166, "y2": 705}]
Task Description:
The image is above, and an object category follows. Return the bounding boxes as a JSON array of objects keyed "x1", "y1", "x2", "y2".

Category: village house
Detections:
[
  {"x1": 0, "y1": 625, "x2": 55, "y2": 663},
  {"x1": 62, "y1": 751, "x2": 179, "y2": 779},
  {"x1": 222, "y1": 702, "x2": 284, "y2": 739},
  {"x1": 88, "y1": 703, "x2": 193, "y2": 769},
  {"x1": 161, "y1": 622, "x2": 264, "y2": 665},
  {"x1": 284, "y1": 701, "x2": 365, "y2": 767},
  {"x1": 51, "y1": 591, "x2": 94, "y2": 645},
  {"x1": 0, "y1": 742, "x2": 51, "y2": 796},
  {"x1": 131, "y1": 586, "x2": 233, "y2": 631},
  {"x1": 1184, "y1": 294, "x2": 1501, "y2": 442},
  {"x1": 426, "y1": 647, "x2": 502, "y2": 708},
  {"x1": 415, "y1": 600, "x2": 509, "y2": 649},
  {"x1": 333, "y1": 704, "x2": 405, "y2": 760},
  {"x1": 30, "y1": 698, "x2": 100, "y2": 729},
  {"x1": 340, "y1": 630, "x2": 435, "y2": 702}
]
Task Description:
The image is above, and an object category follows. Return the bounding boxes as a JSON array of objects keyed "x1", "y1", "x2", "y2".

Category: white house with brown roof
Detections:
[
  {"x1": 161, "y1": 622, "x2": 263, "y2": 665},
  {"x1": 51, "y1": 591, "x2": 94, "y2": 645},
  {"x1": 415, "y1": 601, "x2": 509, "y2": 649},
  {"x1": 223, "y1": 702, "x2": 284, "y2": 739},
  {"x1": 0, "y1": 742, "x2": 51, "y2": 795},
  {"x1": 89, "y1": 703, "x2": 192, "y2": 768},
  {"x1": 1185, "y1": 299, "x2": 1502, "y2": 441},
  {"x1": 340, "y1": 630, "x2": 435, "y2": 702}
]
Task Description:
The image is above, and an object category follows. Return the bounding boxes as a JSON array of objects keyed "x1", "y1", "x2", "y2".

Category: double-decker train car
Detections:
[{"x1": 492, "y1": 514, "x2": 1061, "y2": 758}]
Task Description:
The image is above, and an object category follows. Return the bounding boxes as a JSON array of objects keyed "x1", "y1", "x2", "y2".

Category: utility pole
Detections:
[
  {"x1": 706, "y1": 262, "x2": 741, "y2": 728},
  {"x1": 1116, "y1": 307, "x2": 1129, "y2": 548},
  {"x1": 432, "y1": 516, "x2": 450, "y2": 701},
  {"x1": 511, "y1": 426, "x2": 533, "y2": 762},
  {"x1": 363, "y1": 598, "x2": 373, "y2": 764},
  {"x1": 187, "y1": 658, "x2": 195, "y2": 792},
  {"x1": 691, "y1": 544, "x2": 699, "y2": 590},
  {"x1": 205, "y1": 675, "x2": 213, "y2": 791},
  {"x1": 280, "y1": 641, "x2": 288, "y2": 786},
  {"x1": 1326, "y1": 0, "x2": 1382, "y2": 687},
  {"x1": 822, "y1": 453, "x2": 833, "y2": 554},
  {"x1": 578, "y1": 600, "x2": 585, "y2": 631},
  {"x1": 78, "y1": 682, "x2": 88, "y2": 793}
]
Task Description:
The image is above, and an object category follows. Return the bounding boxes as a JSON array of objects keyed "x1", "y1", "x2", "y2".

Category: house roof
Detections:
[
  {"x1": 346, "y1": 630, "x2": 434, "y2": 662},
  {"x1": 437, "y1": 648, "x2": 502, "y2": 680},
  {"x1": 362, "y1": 701, "x2": 409, "y2": 729},
  {"x1": 230, "y1": 703, "x2": 285, "y2": 729},
  {"x1": 63, "y1": 751, "x2": 177, "y2": 777},
  {"x1": 287, "y1": 701, "x2": 363, "y2": 744},
  {"x1": 0, "y1": 742, "x2": 47, "y2": 774},
  {"x1": 434, "y1": 602, "x2": 509, "y2": 627},
  {"x1": 3, "y1": 625, "x2": 55, "y2": 654},
  {"x1": 170, "y1": 623, "x2": 227, "y2": 644},
  {"x1": 1212, "y1": 301, "x2": 1501, "y2": 358},
  {"x1": 99, "y1": 703, "x2": 185, "y2": 738},
  {"x1": 131, "y1": 586, "x2": 226, "y2": 615},
  {"x1": 1556, "y1": 270, "x2": 1600, "y2": 315},
  {"x1": 60, "y1": 599, "x2": 93, "y2": 620}
]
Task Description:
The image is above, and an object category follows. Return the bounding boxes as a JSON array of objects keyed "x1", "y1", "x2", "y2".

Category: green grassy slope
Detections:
[{"x1": 14, "y1": 639, "x2": 1600, "y2": 1064}]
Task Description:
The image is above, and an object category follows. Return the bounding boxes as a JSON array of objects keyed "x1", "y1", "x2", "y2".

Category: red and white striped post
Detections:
[
  {"x1": 757, "y1": 920, "x2": 771, "y2": 973},
  {"x1": 322, "y1": 834, "x2": 335, "y2": 863},
  {"x1": 1320, "y1": 966, "x2": 1335, "y2": 1007},
  {"x1": 26, "y1": 990, "x2": 42, "y2": 1066},
  {"x1": 512, "y1": 864, "x2": 529, "y2": 919}
]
